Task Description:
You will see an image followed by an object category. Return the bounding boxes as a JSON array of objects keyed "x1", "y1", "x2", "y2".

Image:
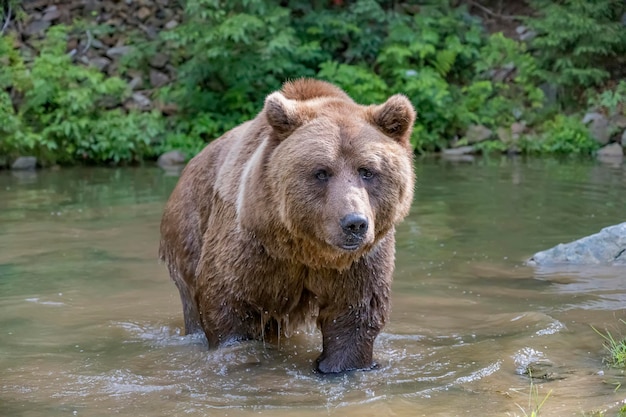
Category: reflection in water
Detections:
[{"x1": 1, "y1": 159, "x2": 625, "y2": 417}]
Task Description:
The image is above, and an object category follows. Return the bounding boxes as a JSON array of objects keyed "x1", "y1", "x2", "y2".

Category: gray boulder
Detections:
[
  {"x1": 157, "y1": 150, "x2": 186, "y2": 169},
  {"x1": 528, "y1": 223, "x2": 626, "y2": 266},
  {"x1": 11, "y1": 156, "x2": 37, "y2": 170}
]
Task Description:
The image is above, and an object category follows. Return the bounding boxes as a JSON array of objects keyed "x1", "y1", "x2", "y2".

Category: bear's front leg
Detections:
[{"x1": 315, "y1": 301, "x2": 387, "y2": 373}]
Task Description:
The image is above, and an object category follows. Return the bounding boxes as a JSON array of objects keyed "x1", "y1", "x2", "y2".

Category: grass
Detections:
[
  {"x1": 592, "y1": 320, "x2": 626, "y2": 368},
  {"x1": 515, "y1": 370, "x2": 553, "y2": 417}
]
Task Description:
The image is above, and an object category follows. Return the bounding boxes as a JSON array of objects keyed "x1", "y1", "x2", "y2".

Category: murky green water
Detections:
[{"x1": 1, "y1": 158, "x2": 625, "y2": 417}]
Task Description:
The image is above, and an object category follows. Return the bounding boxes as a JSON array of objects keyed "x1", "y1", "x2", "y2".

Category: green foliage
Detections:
[
  {"x1": 0, "y1": 25, "x2": 165, "y2": 164},
  {"x1": 526, "y1": 0, "x2": 626, "y2": 101},
  {"x1": 161, "y1": 0, "x2": 310, "y2": 121},
  {"x1": 318, "y1": 61, "x2": 389, "y2": 104},
  {"x1": 373, "y1": 2, "x2": 485, "y2": 151},
  {"x1": 592, "y1": 321, "x2": 626, "y2": 368},
  {"x1": 156, "y1": 113, "x2": 222, "y2": 158},
  {"x1": 521, "y1": 115, "x2": 599, "y2": 155},
  {"x1": 588, "y1": 81, "x2": 626, "y2": 117},
  {"x1": 3, "y1": 0, "x2": 623, "y2": 164}
]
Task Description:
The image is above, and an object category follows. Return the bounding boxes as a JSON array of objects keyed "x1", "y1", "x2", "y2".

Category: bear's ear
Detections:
[
  {"x1": 372, "y1": 94, "x2": 416, "y2": 144},
  {"x1": 264, "y1": 92, "x2": 305, "y2": 139}
]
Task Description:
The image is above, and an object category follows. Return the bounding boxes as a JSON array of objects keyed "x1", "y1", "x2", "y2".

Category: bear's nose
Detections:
[{"x1": 340, "y1": 213, "x2": 369, "y2": 237}]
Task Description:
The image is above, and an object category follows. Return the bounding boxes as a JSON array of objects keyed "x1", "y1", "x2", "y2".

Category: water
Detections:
[{"x1": 1, "y1": 158, "x2": 625, "y2": 417}]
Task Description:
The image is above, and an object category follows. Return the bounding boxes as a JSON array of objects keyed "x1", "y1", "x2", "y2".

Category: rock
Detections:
[
  {"x1": 137, "y1": 6, "x2": 152, "y2": 21},
  {"x1": 589, "y1": 118, "x2": 611, "y2": 145},
  {"x1": 158, "y1": 150, "x2": 186, "y2": 169},
  {"x1": 164, "y1": 19, "x2": 179, "y2": 30},
  {"x1": 496, "y1": 127, "x2": 512, "y2": 143},
  {"x1": 42, "y1": 6, "x2": 62, "y2": 21},
  {"x1": 597, "y1": 143, "x2": 624, "y2": 166},
  {"x1": 11, "y1": 156, "x2": 37, "y2": 170},
  {"x1": 89, "y1": 57, "x2": 112, "y2": 72},
  {"x1": 511, "y1": 122, "x2": 526, "y2": 136},
  {"x1": 528, "y1": 223, "x2": 626, "y2": 266},
  {"x1": 464, "y1": 125, "x2": 493, "y2": 144},
  {"x1": 128, "y1": 75, "x2": 143, "y2": 91},
  {"x1": 621, "y1": 130, "x2": 626, "y2": 147},
  {"x1": 611, "y1": 114, "x2": 626, "y2": 129},
  {"x1": 24, "y1": 19, "x2": 51, "y2": 36},
  {"x1": 91, "y1": 39, "x2": 105, "y2": 50},
  {"x1": 516, "y1": 25, "x2": 537, "y2": 42},
  {"x1": 597, "y1": 143, "x2": 624, "y2": 158},
  {"x1": 139, "y1": 24, "x2": 158, "y2": 40},
  {"x1": 130, "y1": 92, "x2": 152, "y2": 110},
  {"x1": 105, "y1": 45, "x2": 133, "y2": 59},
  {"x1": 149, "y1": 69, "x2": 170, "y2": 88},
  {"x1": 149, "y1": 53, "x2": 169, "y2": 69},
  {"x1": 442, "y1": 145, "x2": 475, "y2": 156},
  {"x1": 583, "y1": 112, "x2": 611, "y2": 145},
  {"x1": 582, "y1": 111, "x2": 603, "y2": 125}
]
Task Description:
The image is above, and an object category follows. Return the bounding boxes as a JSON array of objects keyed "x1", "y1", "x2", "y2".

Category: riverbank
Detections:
[{"x1": 1, "y1": 0, "x2": 625, "y2": 167}]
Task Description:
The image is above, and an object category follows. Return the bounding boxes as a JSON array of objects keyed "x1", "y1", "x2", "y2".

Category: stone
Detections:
[
  {"x1": 137, "y1": 6, "x2": 152, "y2": 21},
  {"x1": 582, "y1": 111, "x2": 604, "y2": 124},
  {"x1": 589, "y1": 116, "x2": 611, "y2": 145},
  {"x1": 516, "y1": 25, "x2": 536, "y2": 42},
  {"x1": 610, "y1": 114, "x2": 626, "y2": 129},
  {"x1": 597, "y1": 143, "x2": 624, "y2": 158},
  {"x1": 164, "y1": 19, "x2": 179, "y2": 30},
  {"x1": 105, "y1": 45, "x2": 133, "y2": 59},
  {"x1": 128, "y1": 75, "x2": 143, "y2": 91},
  {"x1": 496, "y1": 127, "x2": 512, "y2": 143},
  {"x1": 511, "y1": 122, "x2": 526, "y2": 136},
  {"x1": 24, "y1": 20, "x2": 51, "y2": 36},
  {"x1": 149, "y1": 53, "x2": 169, "y2": 69},
  {"x1": 149, "y1": 69, "x2": 170, "y2": 88},
  {"x1": 91, "y1": 39, "x2": 105, "y2": 49},
  {"x1": 528, "y1": 222, "x2": 626, "y2": 266},
  {"x1": 464, "y1": 125, "x2": 493, "y2": 144},
  {"x1": 89, "y1": 57, "x2": 111, "y2": 72},
  {"x1": 131, "y1": 92, "x2": 152, "y2": 110},
  {"x1": 621, "y1": 130, "x2": 626, "y2": 147},
  {"x1": 42, "y1": 6, "x2": 62, "y2": 21},
  {"x1": 11, "y1": 156, "x2": 37, "y2": 170},
  {"x1": 442, "y1": 145, "x2": 475, "y2": 156},
  {"x1": 157, "y1": 150, "x2": 186, "y2": 169}
]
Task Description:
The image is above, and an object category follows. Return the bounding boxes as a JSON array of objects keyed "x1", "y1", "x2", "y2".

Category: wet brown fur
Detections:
[{"x1": 159, "y1": 79, "x2": 416, "y2": 373}]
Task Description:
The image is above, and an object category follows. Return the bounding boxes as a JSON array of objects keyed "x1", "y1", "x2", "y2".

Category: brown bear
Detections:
[{"x1": 159, "y1": 79, "x2": 416, "y2": 373}]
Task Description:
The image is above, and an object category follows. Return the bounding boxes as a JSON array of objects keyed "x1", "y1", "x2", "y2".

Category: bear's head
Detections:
[{"x1": 240, "y1": 80, "x2": 416, "y2": 270}]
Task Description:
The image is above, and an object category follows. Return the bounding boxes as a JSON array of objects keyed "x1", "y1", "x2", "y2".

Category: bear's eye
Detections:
[
  {"x1": 315, "y1": 169, "x2": 330, "y2": 181},
  {"x1": 359, "y1": 168, "x2": 374, "y2": 180}
]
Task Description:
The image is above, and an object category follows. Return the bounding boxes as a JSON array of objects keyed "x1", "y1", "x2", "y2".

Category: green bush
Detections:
[
  {"x1": 526, "y1": 0, "x2": 626, "y2": 103},
  {"x1": 2, "y1": 0, "x2": 623, "y2": 164},
  {"x1": 521, "y1": 115, "x2": 599, "y2": 155},
  {"x1": 588, "y1": 80, "x2": 626, "y2": 118},
  {"x1": 0, "y1": 25, "x2": 165, "y2": 164}
]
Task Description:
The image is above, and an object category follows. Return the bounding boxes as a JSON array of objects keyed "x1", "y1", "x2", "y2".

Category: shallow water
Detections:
[{"x1": 1, "y1": 158, "x2": 626, "y2": 417}]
